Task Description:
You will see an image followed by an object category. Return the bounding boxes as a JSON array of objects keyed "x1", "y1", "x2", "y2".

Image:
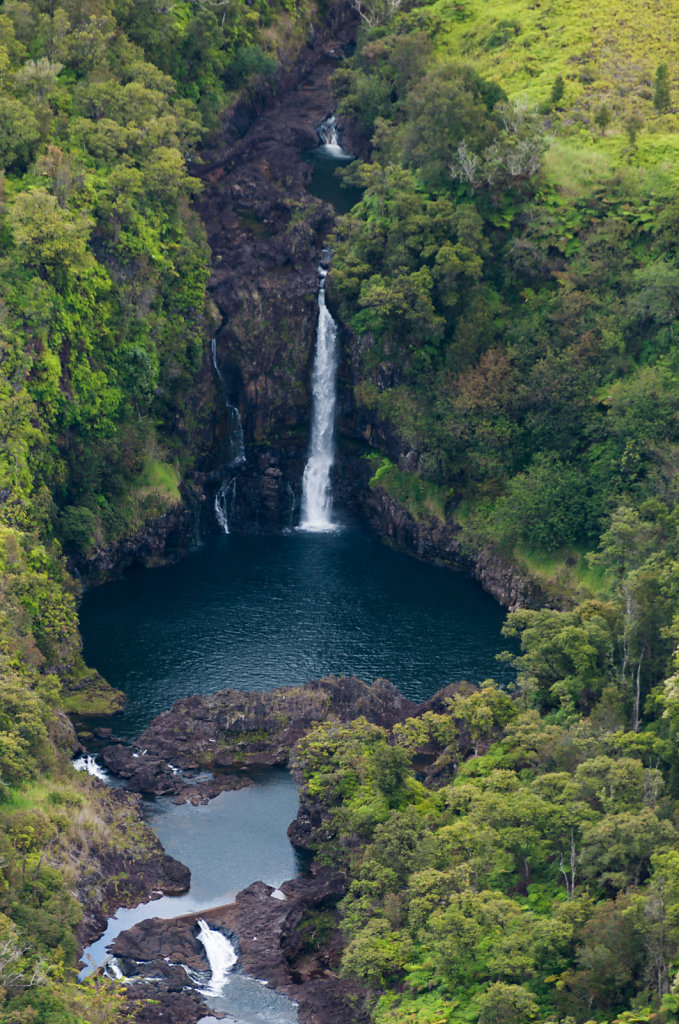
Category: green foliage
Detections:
[
  {"x1": 368, "y1": 457, "x2": 451, "y2": 521},
  {"x1": 58, "y1": 507, "x2": 96, "y2": 557},
  {"x1": 330, "y1": 0, "x2": 679, "y2": 616},
  {"x1": 478, "y1": 983, "x2": 539, "y2": 1024},
  {"x1": 297, "y1": 680, "x2": 679, "y2": 1023},
  {"x1": 654, "y1": 63, "x2": 671, "y2": 111},
  {"x1": 482, "y1": 453, "x2": 597, "y2": 552},
  {"x1": 594, "y1": 103, "x2": 612, "y2": 134},
  {"x1": 550, "y1": 75, "x2": 565, "y2": 106},
  {"x1": 0, "y1": 0, "x2": 314, "y2": 1015}
]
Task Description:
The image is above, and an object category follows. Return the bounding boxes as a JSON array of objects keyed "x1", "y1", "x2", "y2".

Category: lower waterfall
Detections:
[
  {"x1": 196, "y1": 919, "x2": 238, "y2": 995},
  {"x1": 214, "y1": 477, "x2": 236, "y2": 535}
]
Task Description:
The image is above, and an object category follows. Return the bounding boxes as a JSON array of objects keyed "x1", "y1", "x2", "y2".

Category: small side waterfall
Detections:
[
  {"x1": 73, "y1": 755, "x2": 109, "y2": 782},
  {"x1": 196, "y1": 919, "x2": 238, "y2": 995},
  {"x1": 318, "y1": 113, "x2": 341, "y2": 150},
  {"x1": 299, "y1": 266, "x2": 339, "y2": 532},
  {"x1": 211, "y1": 337, "x2": 245, "y2": 534},
  {"x1": 211, "y1": 338, "x2": 246, "y2": 468},
  {"x1": 214, "y1": 478, "x2": 236, "y2": 535}
]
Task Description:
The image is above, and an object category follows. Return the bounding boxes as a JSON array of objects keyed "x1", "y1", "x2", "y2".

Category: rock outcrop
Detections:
[
  {"x1": 113, "y1": 867, "x2": 370, "y2": 1024},
  {"x1": 98, "y1": 743, "x2": 255, "y2": 802},
  {"x1": 74, "y1": 788, "x2": 190, "y2": 951},
  {"x1": 360, "y1": 486, "x2": 549, "y2": 611},
  {"x1": 100, "y1": 676, "x2": 416, "y2": 794}
]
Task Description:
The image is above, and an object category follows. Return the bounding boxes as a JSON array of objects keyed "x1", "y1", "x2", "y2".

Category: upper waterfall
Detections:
[
  {"x1": 317, "y1": 114, "x2": 350, "y2": 159},
  {"x1": 299, "y1": 266, "x2": 340, "y2": 532}
]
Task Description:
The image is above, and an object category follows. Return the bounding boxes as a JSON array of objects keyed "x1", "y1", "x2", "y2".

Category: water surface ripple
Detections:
[{"x1": 80, "y1": 529, "x2": 514, "y2": 738}]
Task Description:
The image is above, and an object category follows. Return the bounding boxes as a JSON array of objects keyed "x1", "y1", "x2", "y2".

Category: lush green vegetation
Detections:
[
  {"x1": 293, "y1": 1, "x2": 679, "y2": 1021},
  {"x1": 3, "y1": 0, "x2": 679, "y2": 1019},
  {"x1": 330, "y1": 0, "x2": 679, "y2": 606},
  {"x1": 295, "y1": 662, "x2": 679, "y2": 1023},
  {"x1": 0, "y1": 0, "x2": 312, "y2": 1018}
]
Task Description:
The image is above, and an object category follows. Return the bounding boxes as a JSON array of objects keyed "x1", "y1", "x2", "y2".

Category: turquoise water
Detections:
[{"x1": 82, "y1": 771, "x2": 301, "y2": 969}]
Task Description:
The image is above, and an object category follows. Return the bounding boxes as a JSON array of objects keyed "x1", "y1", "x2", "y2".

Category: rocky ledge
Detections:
[
  {"x1": 100, "y1": 676, "x2": 416, "y2": 796},
  {"x1": 98, "y1": 743, "x2": 256, "y2": 803},
  {"x1": 361, "y1": 486, "x2": 549, "y2": 611},
  {"x1": 112, "y1": 866, "x2": 370, "y2": 1024},
  {"x1": 74, "y1": 787, "x2": 190, "y2": 952}
]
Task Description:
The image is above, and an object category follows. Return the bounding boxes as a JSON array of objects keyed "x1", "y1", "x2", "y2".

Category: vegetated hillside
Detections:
[
  {"x1": 0, "y1": 0, "x2": 316, "y2": 1019},
  {"x1": 331, "y1": 0, "x2": 679, "y2": 617},
  {"x1": 294, "y1": 675, "x2": 679, "y2": 1024},
  {"x1": 288, "y1": 1, "x2": 679, "y2": 1021}
]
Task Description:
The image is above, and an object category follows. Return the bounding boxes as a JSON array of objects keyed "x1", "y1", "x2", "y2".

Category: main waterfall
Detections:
[{"x1": 299, "y1": 266, "x2": 340, "y2": 532}]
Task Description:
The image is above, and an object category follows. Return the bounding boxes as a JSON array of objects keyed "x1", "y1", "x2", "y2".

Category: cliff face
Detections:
[
  {"x1": 193, "y1": 20, "x2": 357, "y2": 533},
  {"x1": 72, "y1": 9, "x2": 548, "y2": 607},
  {"x1": 360, "y1": 487, "x2": 549, "y2": 611}
]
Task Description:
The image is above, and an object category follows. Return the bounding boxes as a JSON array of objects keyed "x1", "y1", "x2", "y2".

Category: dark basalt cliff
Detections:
[
  {"x1": 360, "y1": 487, "x2": 550, "y2": 612},
  {"x1": 74, "y1": 787, "x2": 190, "y2": 951},
  {"x1": 193, "y1": 20, "x2": 357, "y2": 534}
]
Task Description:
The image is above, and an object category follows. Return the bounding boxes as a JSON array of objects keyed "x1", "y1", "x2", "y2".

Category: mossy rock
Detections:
[{"x1": 61, "y1": 668, "x2": 125, "y2": 717}]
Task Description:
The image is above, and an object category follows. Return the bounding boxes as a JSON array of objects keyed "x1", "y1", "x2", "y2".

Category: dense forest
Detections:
[
  {"x1": 0, "y1": 0, "x2": 309, "y2": 1018},
  {"x1": 293, "y1": 0, "x2": 679, "y2": 1020},
  {"x1": 2, "y1": 0, "x2": 679, "y2": 1019}
]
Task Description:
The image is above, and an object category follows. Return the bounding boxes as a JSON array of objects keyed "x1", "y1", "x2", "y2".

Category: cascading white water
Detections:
[
  {"x1": 210, "y1": 337, "x2": 245, "y2": 533},
  {"x1": 196, "y1": 919, "x2": 238, "y2": 995},
  {"x1": 210, "y1": 338, "x2": 246, "y2": 467},
  {"x1": 103, "y1": 957, "x2": 124, "y2": 980},
  {"x1": 299, "y1": 266, "x2": 339, "y2": 532},
  {"x1": 318, "y1": 113, "x2": 340, "y2": 149},
  {"x1": 214, "y1": 478, "x2": 236, "y2": 535},
  {"x1": 72, "y1": 754, "x2": 109, "y2": 782}
]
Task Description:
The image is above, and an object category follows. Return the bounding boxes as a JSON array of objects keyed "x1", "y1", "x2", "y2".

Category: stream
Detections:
[{"x1": 82, "y1": 771, "x2": 302, "y2": 1022}]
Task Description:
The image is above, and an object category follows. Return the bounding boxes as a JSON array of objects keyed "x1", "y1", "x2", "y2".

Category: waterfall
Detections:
[
  {"x1": 299, "y1": 266, "x2": 339, "y2": 532},
  {"x1": 103, "y1": 957, "x2": 124, "y2": 981},
  {"x1": 72, "y1": 755, "x2": 109, "y2": 782},
  {"x1": 318, "y1": 114, "x2": 343, "y2": 156},
  {"x1": 210, "y1": 337, "x2": 246, "y2": 467},
  {"x1": 196, "y1": 919, "x2": 238, "y2": 995},
  {"x1": 214, "y1": 478, "x2": 236, "y2": 535},
  {"x1": 211, "y1": 337, "x2": 245, "y2": 534}
]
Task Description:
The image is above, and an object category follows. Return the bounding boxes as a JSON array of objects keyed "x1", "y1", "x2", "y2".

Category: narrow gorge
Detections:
[{"x1": 4, "y1": 0, "x2": 679, "y2": 1022}]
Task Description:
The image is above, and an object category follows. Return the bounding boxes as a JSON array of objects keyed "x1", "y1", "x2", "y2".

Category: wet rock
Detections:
[
  {"x1": 100, "y1": 745, "x2": 184, "y2": 797},
  {"x1": 99, "y1": 743, "x2": 255, "y2": 802},
  {"x1": 113, "y1": 866, "x2": 367, "y2": 1024},
  {"x1": 171, "y1": 774, "x2": 254, "y2": 805}
]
